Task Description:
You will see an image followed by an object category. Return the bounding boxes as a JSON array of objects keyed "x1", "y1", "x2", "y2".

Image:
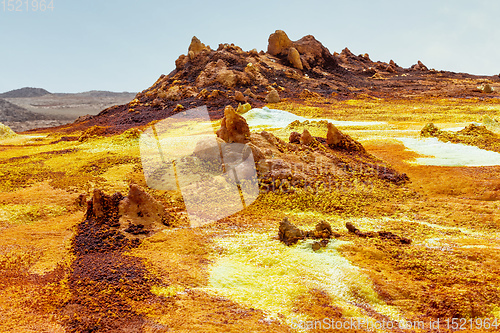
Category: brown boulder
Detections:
[
  {"x1": 287, "y1": 47, "x2": 303, "y2": 70},
  {"x1": 417, "y1": 60, "x2": 428, "y2": 70},
  {"x1": 216, "y1": 105, "x2": 251, "y2": 143},
  {"x1": 265, "y1": 88, "x2": 280, "y2": 103},
  {"x1": 267, "y1": 30, "x2": 292, "y2": 56},
  {"x1": 278, "y1": 217, "x2": 305, "y2": 245},
  {"x1": 312, "y1": 239, "x2": 330, "y2": 251},
  {"x1": 326, "y1": 123, "x2": 342, "y2": 146},
  {"x1": 346, "y1": 222, "x2": 360, "y2": 234},
  {"x1": 411, "y1": 60, "x2": 428, "y2": 71},
  {"x1": 300, "y1": 129, "x2": 313, "y2": 145},
  {"x1": 312, "y1": 221, "x2": 333, "y2": 239},
  {"x1": 479, "y1": 83, "x2": 494, "y2": 93},
  {"x1": 386, "y1": 64, "x2": 397, "y2": 73},
  {"x1": 289, "y1": 131, "x2": 301, "y2": 144}
]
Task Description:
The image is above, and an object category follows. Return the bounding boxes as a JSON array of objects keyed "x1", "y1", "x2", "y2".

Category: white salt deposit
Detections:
[
  {"x1": 397, "y1": 137, "x2": 500, "y2": 166},
  {"x1": 206, "y1": 232, "x2": 405, "y2": 325},
  {"x1": 241, "y1": 107, "x2": 386, "y2": 128}
]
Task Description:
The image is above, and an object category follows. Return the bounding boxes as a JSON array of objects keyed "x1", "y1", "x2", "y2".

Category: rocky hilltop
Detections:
[
  {"x1": 38, "y1": 30, "x2": 499, "y2": 135},
  {"x1": 0, "y1": 87, "x2": 51, "y2": 98}
]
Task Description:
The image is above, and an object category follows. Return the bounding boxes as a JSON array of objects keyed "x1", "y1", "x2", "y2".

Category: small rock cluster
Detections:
[
  {"x1": 421, "y1": 122, "x2": 500, "y2": 153},
  {"x1": 212, "y1": 104, "x2": 409, "y2": 193},
  {"x1": 288, "y1": 122, "x2": 366, "y2": 153},
  {"x1": 346, "y1": 222, "x2": 411, "y2": 244},
  {"x1": 278, "y1": 217, "x2": 338, "y2": 249}
]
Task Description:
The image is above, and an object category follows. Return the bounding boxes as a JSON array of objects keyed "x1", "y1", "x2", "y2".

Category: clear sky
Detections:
[{"x1": 1, "y1": 0, "x2": 499, "y2": 93}]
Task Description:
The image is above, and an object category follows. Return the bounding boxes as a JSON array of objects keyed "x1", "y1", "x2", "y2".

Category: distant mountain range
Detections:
[
  {"x1": 0, "y1": 87, "x2": 137, "y2": 132},
  {"x1": 0, "y1": 98, "x2": 49, "y2": 122},
  {"x1": 0, "y1": 87, "x2": 51, "y2": 98},
  {"x1": 0, "y1": 87, "x2": 136, "y2": 99}
]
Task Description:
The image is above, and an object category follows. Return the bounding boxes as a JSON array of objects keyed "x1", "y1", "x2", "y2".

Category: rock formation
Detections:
[
  {"x1": 267, "y1": 30, "x2": 293, "y2": 56},
  {"x1": 216, "y1": 105, "x2": 251, "y2": 143},
  {"x1": 234, "y1": 91, "x2": 247, "y2": 103},
  {"x1": 0, "y1": 122, "x2": 17, "y2": 138},
  {"x1": 326, "y1": 123, "x2": 342, "y2": 146},
  {"x1": 287, "y1": 47, "x2": 303, "y2": 70},
  {"x1": 478, "y1": 83, "x2": 494, "y2": 93},
  {"x1": 188, "y1": 36, "x2": 209, "y2": 59},
  {"x1": 213, "y1": 107, "x2": 408, "y2": 191},
  {"x1": 421, "y1": 122, "x2": 441, "y2": 137},
  {"x1": 278, "y1": 217, "x2": 305, "y2": 245},
  {"x1": 411, "y1": 60, "x2": 428, "y2": 71},
  {"x1": 289, "y1": 131, "x2": 301, "y2": 144},
  {"x1": 265, "y1": 88, "x2": 280, "y2": 103},
  {"x1": 278, "y1": 218, "x2": 338, "y2": 249},
  {"x1": 299, "y1": 89, "x2": 321, "y2": 99},
  {"x1": 326, "y1": 122, "x2": 366, "y2": 153},
  {"x1": 59, "y1": 30, "x2": 500, "y2": 136},
  {"x1": 421, "y1": 122, "x2": 500, "y2": 153},
  {"x1": 345, "y1": 222, "x2": 411, "y2": 244},
  {"x1": 300, "y1": 129, "x2": 314, "y2": 145},
  {"x1": 267, "y1": 29, "x2": 338, "y2": 71},
  {"x1": 118, "y1": 184, "x2": 168, "y2": 230},
  {"x1": 77, "y1": 184, "x2": 171, "y2": 255}
]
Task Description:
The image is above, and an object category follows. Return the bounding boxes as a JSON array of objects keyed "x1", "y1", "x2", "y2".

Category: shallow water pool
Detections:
[
  {"x1": 397, "y1": 137, "x2": 500, "y2": 166},
  {"x1": 242, "y1": 107, "x2": 386, "y2": 128}
]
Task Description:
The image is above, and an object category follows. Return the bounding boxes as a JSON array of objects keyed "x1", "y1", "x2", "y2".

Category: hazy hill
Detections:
[
  {"x1": 0, "y1": 98, "x2": 48, "y2": 122},
  {"x1": 0, "y1": 87, "x2": 51, "y2": 98}
]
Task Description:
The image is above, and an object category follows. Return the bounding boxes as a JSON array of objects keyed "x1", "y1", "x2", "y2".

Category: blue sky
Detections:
[{"x1": 1, "y1": 0, "x2": 499, "y2": 93}]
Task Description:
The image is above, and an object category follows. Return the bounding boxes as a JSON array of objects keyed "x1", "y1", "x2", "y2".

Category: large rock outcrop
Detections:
[
  {"x1": 213, "y1": 105, "x2": 409, "y2": 192},
  {"x1": 267, "y1": 30, "x2": 293, "y2": 56},
  {"x1": 267, "y1": 30, "x2": 339, "y2": 71}
]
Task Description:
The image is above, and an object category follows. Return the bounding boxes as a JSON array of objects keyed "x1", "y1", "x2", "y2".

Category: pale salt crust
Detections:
[
  {"x1": 397, "y1": 137, "x2": 500, "y2": 166},
  {"x1": 242, "y1": 107, "x2": 386, "y2": 128}
]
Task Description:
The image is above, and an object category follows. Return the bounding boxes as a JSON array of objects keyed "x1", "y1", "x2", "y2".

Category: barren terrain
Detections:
[{"x1": 0, "y1": 31, "x2": 499, "y2": 332}]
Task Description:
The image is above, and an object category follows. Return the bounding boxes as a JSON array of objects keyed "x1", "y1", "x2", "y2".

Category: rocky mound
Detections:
[
  {"x1": 34, "y1": 30, "x2": 499, "y2": 136},
  {"x1": 0, "y1": 87, "x2": 51, "y2": 98},
  {"x1": 421, "y1": 122, "x2": 500, "y2": 153},
  {"x1": 63, "y1": 31, "x2": 355, "y2": 135}
]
